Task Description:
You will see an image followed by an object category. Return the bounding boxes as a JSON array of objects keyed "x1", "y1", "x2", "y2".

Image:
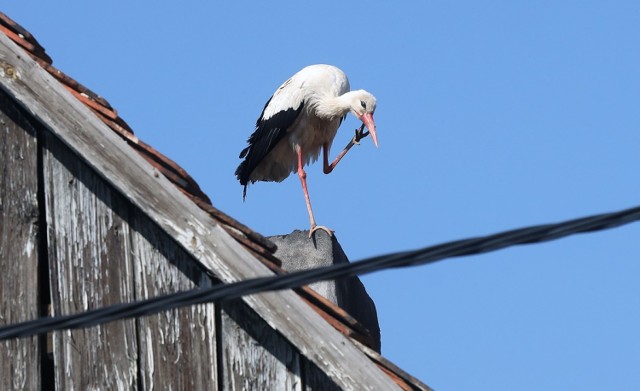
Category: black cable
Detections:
[{"x1": 1, "y1": 204, "x2": 639, "y2": 340}]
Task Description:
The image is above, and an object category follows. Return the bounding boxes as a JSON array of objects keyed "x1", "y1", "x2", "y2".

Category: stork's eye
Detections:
[{"x1": 360, "y1": 100, "x2": 366, "y2": 109}]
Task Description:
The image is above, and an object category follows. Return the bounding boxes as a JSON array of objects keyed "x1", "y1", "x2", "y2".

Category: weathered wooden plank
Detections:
[
  {"x1": 351, "y1": 339, "x2": 434, "y2": 391},
  {"x1": 42, "y1": 133, "x2": 138, "y2": 390},
  {"x1": 0, "y1": 34, "x2": 402, "y2": 390},
  {"x1": 221, "y1": 299, "x2": 301, "y2": 390},
  {"x1": 0, "y1": 88, "x2": 41, "y2": 390},
  {"x1": 303, "y1": 358, "x2": 343, "y2": 391},
  {"x1": 130, "y1": 211, "x2": 217, "y2": 390}
]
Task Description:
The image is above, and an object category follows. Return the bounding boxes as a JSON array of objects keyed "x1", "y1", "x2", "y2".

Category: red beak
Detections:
[{"x1": 361, "y1": 112, "x2": 378, "y2": 147}]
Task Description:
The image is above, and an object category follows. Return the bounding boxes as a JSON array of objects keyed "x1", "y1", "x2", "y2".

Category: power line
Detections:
[{"x1": 1, "y1": 204, "x2": 639, "y2": 341}]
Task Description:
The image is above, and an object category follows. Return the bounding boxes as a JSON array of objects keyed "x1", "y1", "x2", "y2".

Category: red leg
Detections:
[
  {"x1": 297, "y1": 146, "x2": 333, "y2": 237},
  {"x1": 323, "y1": 142, "x2": 350, "y2": 174},
  {"x1": 323, "y1": 124, "x2": 368, "y2": 174}
]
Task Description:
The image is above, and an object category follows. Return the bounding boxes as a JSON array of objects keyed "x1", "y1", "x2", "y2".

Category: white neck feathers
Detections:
[{"x1": 313, "y1": 92, "x2": 357, "y2": 120}]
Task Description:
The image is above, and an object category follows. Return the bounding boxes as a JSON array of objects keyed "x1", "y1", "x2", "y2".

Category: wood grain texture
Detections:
[
  {"x1": 221, "y1": 299, "x2": 301, "y2": 390},
  {"x1": 42, "y1": 133, "x2": 138, "y2": 390},
  {"x1": 302, "y1": 358, "x2": 342, "y2": 391},
  {"x1": 131, "y1": 211, "x2": 217, "y2": 390},
  {"x1": 0, "y1": 34, "x2": 401, "y2": 390},
  {"x1": 0, "y1": 88, "x2": 41, "y2": 390}
]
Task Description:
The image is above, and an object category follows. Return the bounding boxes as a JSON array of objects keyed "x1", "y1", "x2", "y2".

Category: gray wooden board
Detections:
[
  {"x1": 42, "y1": 132, "x2": 138, "y2": 389},
  {"x1": 0, "y1": 88, "x2": 41, "y2": 390},
  {"x1": 221, "y1": 298, "x2": 301, "y2": 390},
  {"x1": 302, "y1": 358, "x2": 343, "y2": 391},
  {"x1": 0, "y1": 34, "x2": 402, "y2": 390},
  {"x1": 130, "y1": 211, "x2": 218, "y2": 390}
]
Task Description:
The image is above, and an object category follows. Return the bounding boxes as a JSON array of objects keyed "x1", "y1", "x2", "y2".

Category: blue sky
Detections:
[{"x1": 6, "y1": 2, "x2": 640, "y2": 389}]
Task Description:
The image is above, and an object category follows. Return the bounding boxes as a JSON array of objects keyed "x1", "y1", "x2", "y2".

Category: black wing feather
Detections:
[{"x1": 235, "y1": 97, "x2": 304, "y2": 199}]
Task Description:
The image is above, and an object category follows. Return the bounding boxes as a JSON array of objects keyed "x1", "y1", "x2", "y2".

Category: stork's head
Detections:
[{"x1": 349, "y1": 90, "x2": 378, "y2": 147}]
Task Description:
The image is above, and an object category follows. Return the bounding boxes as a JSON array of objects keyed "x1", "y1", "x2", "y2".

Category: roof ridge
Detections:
[{"x1": 0, "y1": 12, "x2": 52, "y2": 64}]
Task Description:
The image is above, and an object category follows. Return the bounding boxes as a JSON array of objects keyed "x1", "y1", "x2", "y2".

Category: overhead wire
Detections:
[{"x1": 1, "y1": 204, "x2": 639, "y2": 340}]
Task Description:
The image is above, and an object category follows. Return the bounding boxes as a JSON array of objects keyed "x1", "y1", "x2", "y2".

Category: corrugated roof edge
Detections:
[{"x1": 0, "y1": 12, "x2": 430, "y2": 390}]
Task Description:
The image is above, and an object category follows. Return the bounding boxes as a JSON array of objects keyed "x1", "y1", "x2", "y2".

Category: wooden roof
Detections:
[{"x1": 0, "y1": 12, "x2": 430, "y2": 390}]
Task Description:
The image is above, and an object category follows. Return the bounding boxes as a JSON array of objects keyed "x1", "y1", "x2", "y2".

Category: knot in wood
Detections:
[{"x1": 0, "y1": 60, "x2": 19, "y2": 80}]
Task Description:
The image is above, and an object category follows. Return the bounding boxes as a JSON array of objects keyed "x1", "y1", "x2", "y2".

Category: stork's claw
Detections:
[
  {"x1": 309, "y1": 224, "x2": 334, "y2": 238},
  {"x1": 353, "y1": 124, "x2": 369, "y2": 144}
]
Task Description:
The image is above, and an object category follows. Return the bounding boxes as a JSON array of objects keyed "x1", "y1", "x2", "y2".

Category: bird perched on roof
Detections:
[{"x1": 235, "y1": 64, "x2": 378, "y2": 237}]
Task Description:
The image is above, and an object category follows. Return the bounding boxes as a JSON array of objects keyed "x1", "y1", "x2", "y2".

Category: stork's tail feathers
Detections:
[{"x1": 235, "y1": 158, "x2": 250, "y2": 201}]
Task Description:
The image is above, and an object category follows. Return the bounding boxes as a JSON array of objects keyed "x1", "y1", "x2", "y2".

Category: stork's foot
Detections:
[
  {"x1": 353, "y1": 124, "x2": 370, "y2": 144},
  {"x1": 309, "y1": 224, "x2": 334, "y2": 238}
]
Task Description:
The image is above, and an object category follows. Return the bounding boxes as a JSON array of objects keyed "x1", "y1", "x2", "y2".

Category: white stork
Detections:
[{"x1": 235, "y1": 64, "x2": 378, "y2": 237}]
